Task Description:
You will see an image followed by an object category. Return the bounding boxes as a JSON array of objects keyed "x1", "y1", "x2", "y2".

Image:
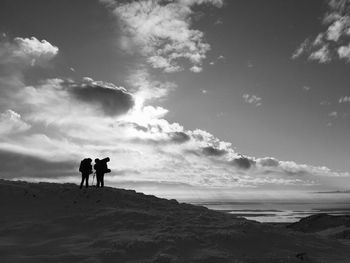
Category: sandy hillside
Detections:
[{"x1": 0, "y1": 179, "x2": 349, "y2": 263}]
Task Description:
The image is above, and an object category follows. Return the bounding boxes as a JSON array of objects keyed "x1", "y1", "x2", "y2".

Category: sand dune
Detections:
[{"x1": 0, "y1": 179, "x2": 349, "y2": 263}]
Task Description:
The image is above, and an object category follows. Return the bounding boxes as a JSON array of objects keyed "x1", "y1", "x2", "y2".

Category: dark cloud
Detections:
[
  {"x1": 184, "y1": 149, "x2": 201, "y2": 157},
  {"x1": 258, "y1": 158, "x2": 280, "y2": 167},
  {"x1": 231, "y1": 156, "x2": 255, "y2": 170},
  {"x1": 69, "y1": 83, "x2": 134, "y2": 117},
  {"x1": 202, "y1": 146, "x2": 228, "y2": 157},
  {"x1": 0, "y1": 150, "x2": 76, "y2": 179},
  {"x1": 117, "y1": 122, "x2": 149, "y2": 132},
  {"x1": 315, "y1": 190, "x2": 350, "y2": 194},
  {"x1": 168, "y1": 132, "x2": 191, "y2": 144}
]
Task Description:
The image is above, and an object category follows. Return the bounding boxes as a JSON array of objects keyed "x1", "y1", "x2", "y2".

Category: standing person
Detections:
[
  {"x1": 94, "y1": 157, "x2": 111, "y2": 188},
  {"x1": 79, "y1": 158, "x2": 92, "y2": 189}
]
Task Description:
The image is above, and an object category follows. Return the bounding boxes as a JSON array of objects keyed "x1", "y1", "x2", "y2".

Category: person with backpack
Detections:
[
  {"x1": 79, "y1": 158, "x2": 93, "y2": 189},
  {"x1": 94, "y1": 157, "x2": 111, "y2": 188}
]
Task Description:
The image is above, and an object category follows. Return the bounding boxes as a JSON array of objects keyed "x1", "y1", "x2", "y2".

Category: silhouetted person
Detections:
[
  {"x1": 79, "y1": 158, "x2": 92, "y2": 189},
  {"x1": 94, "y1": 157, "x2": 111, "y2": 187}
]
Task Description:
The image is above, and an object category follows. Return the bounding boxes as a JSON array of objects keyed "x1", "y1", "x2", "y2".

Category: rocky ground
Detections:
[{"x1": 0, "y1": 179, "x2": 349, "y2": 263}]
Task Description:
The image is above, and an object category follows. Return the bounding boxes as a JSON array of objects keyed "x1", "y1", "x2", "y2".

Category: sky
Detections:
[{"x1": 0, "y1": 0, "x2": 350, "y2": 200}]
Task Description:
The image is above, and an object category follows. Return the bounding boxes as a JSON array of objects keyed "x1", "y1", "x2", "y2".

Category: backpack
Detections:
[{"x1": 79, "y1": 158, "x2": 92, "y2": 174}]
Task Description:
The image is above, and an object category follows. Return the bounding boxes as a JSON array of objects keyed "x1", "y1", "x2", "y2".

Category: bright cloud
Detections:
[
  {"x1": 0, "y1": 36, "x2": 58, "y2": 67},
  {"x1": 309, "y1": 45, "x2": 331, "y2": 63},
  {"x1": 102, "y1": 0, "x2": 223, "y2": 73},
  {"x1": 339, "y1": 96, "x2": 350, "y2": 103},
  {"x1": 292, "y1": 0, "x2": 350, "y2": 63},
  {"x1": 291, "y1": 39, "x2": 309, "y2": 59},
  {"x1": 242, "y1": 94, "x2": 262, "y2": 107},
  {"x1": 328, "y1": 111, "x2": 338, "y2": 118},
  {"x1": 0, "y1": 36, "x2": 59, "y2": 114},
  {"x1": 302, "y1": 86, "x2": 311, "y2": 92},
  {"x1": 0, "y1": 110, "x2": 31, "y2": 135},
  {"x1": 13, "y1": 37, "x2": 59, "y2": 65},
  {"x1": 338, "y1": 43, "x2": 350, "y2": 61},
  {"x1": 126, "y1": 68, "x2": 176, "y2": 107}
]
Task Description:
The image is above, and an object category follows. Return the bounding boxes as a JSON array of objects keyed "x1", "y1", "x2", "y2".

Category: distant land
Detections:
[{"x1": 315, "y1": 190, "x2": 350, "y2": 194}]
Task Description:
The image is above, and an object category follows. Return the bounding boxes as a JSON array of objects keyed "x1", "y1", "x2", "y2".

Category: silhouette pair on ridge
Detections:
[{"x1": 79, "y1": 157, "x2": 111, "y2": 189}]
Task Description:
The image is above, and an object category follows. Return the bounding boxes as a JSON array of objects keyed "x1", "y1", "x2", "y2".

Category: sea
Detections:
[{"x1": 191, "y1": 201, "x2": 350, "y2": 223}]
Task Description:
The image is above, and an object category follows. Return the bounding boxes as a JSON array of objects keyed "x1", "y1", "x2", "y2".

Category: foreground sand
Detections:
[{"x1": 0, "y1": 179, "x2": 349, "y2": 263}]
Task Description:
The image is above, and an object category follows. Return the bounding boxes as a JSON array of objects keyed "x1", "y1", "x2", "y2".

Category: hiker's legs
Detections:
[
  {"x1": 85, "y1": 174, "x2": 89, "y2": 188},
  {"x1": 80, "y1": 173, "x2": 84, "y2": 189},
  {"x1": 96, "y1": 173, "x2": 101, "y2": 187},
  {"x1": 101, "y1": 173, "x2": 104, "y2": 187}
]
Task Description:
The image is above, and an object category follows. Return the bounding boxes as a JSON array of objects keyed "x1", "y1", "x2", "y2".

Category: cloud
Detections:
[
  {"x1": 309, "y1": 45, "x2": 331, "y2": 63},
  {"x1": 202, "y1": 146, "x2": 228, "y2": 157},
  {"x1": 126, "y1": 68, "x2": 176, "y2": 106},
  {"x1": 0, "y1": 149, "x2": 76, "y2": 179},
  {"x1": 0, "y1": 36, "x2": 59, "y2": 114},
  {"x1": 68, "y1": 78, "x2": 135, "y2": 117},
  {"x1": 302, "y1": 86, "x2": 311, "y2": 92},
  {"x1": 326, "y1": 17, "x2": 349, "y2": 41},
  {"x1": 0, "y1": 109, "x2": 31, "y2": 135},
  {"x1": 169, "y1": 131, "x2": 191, "y2": 144},
  {"x1": 338, "y1": 43, "x2": 350, "y2": 61},
  {"x1": 242, "y1": 94, "x2": 262, "y2": 107},
  {"x1": 339, "y1": 96, "x2": 350, "y2": 103},
  {"x1": 292, "y1": 39, "x2": 310, "y2": 59},
  {"x1": 214, "y1": 18, "x2": 223, "y2": 25},
  {"x1": 257, "y1": 157, "x2": 280, "y2": 167},
  {"x1": 102, "y1": 0, "x2": 223, "y2": 72},
  {"x1": 178, "y1": 0, "x2": 224, "y2": 7},
  {"x1": 190, "y1": 65, "x2": 203, "y2": 73},
  {"x1": 320, "y1": 100, "x2": 331, "y2": 106},
  {"x1": 231, "y1": 156, "x2": 255, "y2": 170},
  {"x1": 13, "y1": 37, "x2": 59, "y2": 65},
  {"x1": 292, "y1": 0, "x2": 350, "y2": 63},
  {"x1": 0, "y1": 36, "x2": 58, "y2": 67},
  {"x1": 328, "y1": 111, "x2": 338, "y2": 118}
]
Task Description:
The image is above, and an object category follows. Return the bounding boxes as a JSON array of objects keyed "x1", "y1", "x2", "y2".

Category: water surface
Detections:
[{"x1": 192, "y1": 201, "x2": 350, "y2": 223}]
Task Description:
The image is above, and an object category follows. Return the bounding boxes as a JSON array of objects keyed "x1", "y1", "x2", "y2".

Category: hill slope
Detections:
[
  {"x1": 0, "y1": 179, "x2": 349, "y2": 263},
  {"x1": 288, "y1": 213, "x2": 350, "y2": 240}
]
